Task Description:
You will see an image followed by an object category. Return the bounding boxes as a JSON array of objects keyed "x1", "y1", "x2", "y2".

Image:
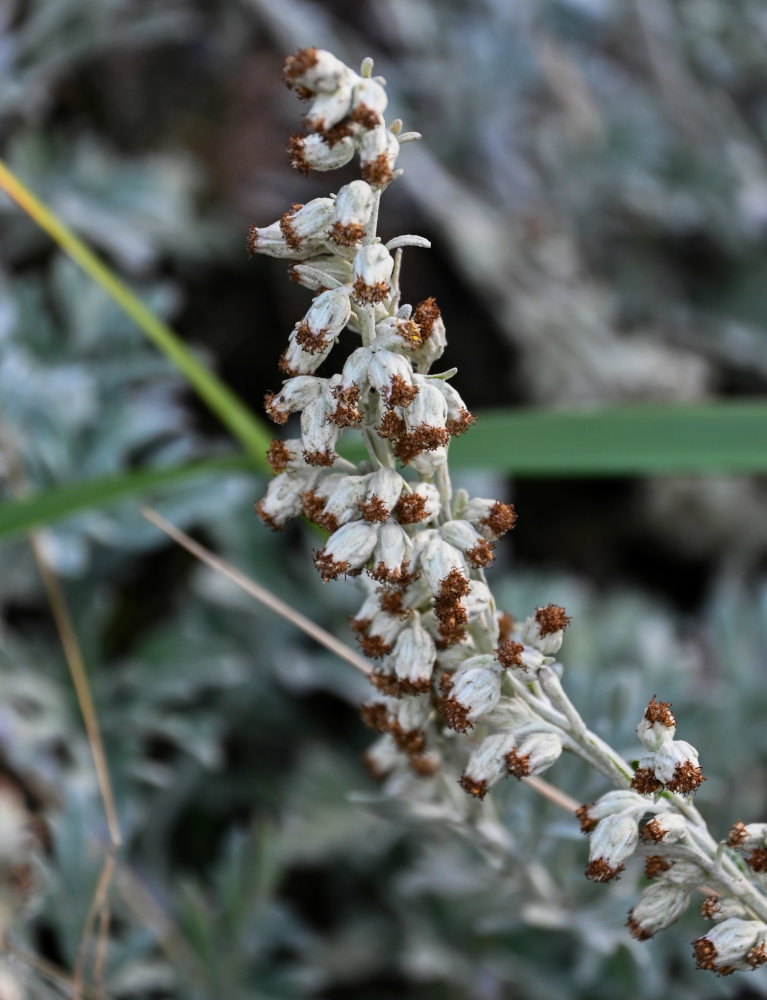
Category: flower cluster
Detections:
[
  {"x1": 692, "y1": 825, "x2": 767, "y2": 973},
  {"x1": 252, "y1": 49, "x2": 767, "y2": 978},
  {"x1": 282, "y1": 48, "x2": 396, "y2": 181},
  {"x1": 253, "y1": 49, "x2": 531, "y2": 781},
  {"x1": 693, "y1": 919, "x2": 767, "y2": 974},
  {"x1": 629, "y1": 697, "x2": 705, "y2": 795},
  {"x1": 727, "y1": 820, "x2": 767, "y2": 873}
]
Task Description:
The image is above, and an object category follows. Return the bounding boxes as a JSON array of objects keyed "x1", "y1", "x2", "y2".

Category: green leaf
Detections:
[
  {"x1": 446, "y1": 402, "x2": 767, "y2": 475},
  {"x1": 4, "y1": 406, "x2": 765, "y2": 548},
  {"x1": 0, "y1": 455, "x2": 255, "y2": 543}
]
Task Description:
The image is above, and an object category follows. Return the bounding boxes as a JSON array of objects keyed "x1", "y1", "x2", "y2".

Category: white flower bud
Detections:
[
  {"x1": 428, "y1": 378, "x2": 474, "y2": 436},
  {"x1": 727, "y1": 821, "x2": 767, "y2": 851},
  {"x1": 314, "y1": 521, "x2": 378, "y2": 581},
  {"x1": 302, "y1": 485, "x2": 343, "y2": 531},
  {"x1": 331, "y1": 180, "x2": 376, "y2": 246},
  {"x1": 440, "y1": 519, "x2": 495, "y2": 569},
  {"x1": 319, "y1": 475, "x2": 368, "y2": 531},
  {"x1": 326, "y1": 349, "x2": 371, "y2": 425},
  {"x1": 300, "y1": 397, "x2": 340, "y2": 466},
  {"x1": 265, "y1": 437, "x2": 308, "y2": 473},
  {"x1": 516, "y1": 646, "x2": 543, "y2": 672},
  {"x1": 368, "y1": 349, "x2": 417, "y2": 406},
  {"x1": 410, "y1": 527, "x2": 439, "y2": 559},
  {"x1": 379, "y1": 377, "x2": 449, "y2": 465},
  {"x1": 363, "y1": 734, "x2": 403, "y2": 779},
  {"x1": 636, "y1": 719, "x2": 673, "y2": 752},
  {"x1": 248, "y1": 198, "x2": 335, "y2": 259},
  {"x1": 373, "y1": 315, "x2": 423, "y2": 353},
  {"x1": 395, "y1": 482, "x2": 441, "y2": 525},
  {"x1": 693, "y1": 918, "x2": 767, "y2": 973},
  {"x1": 659, "y1": 859, "x2": 704, "y2": 887},
  {"x1": 418, "y1": 536, "x2": 469, "y2": 594},
  {"x1": 701, "y1": 895, "x2": 750, "y2": 922},
  {"x1": 287, "y1": 288, "x2": 350, "y2": 371},
  {"x1": 577, "y1": 789, "x2": 650, "y2": 833},
  {"x1": 636, "y1": 697, "x2": 676, "y2": 752},
  {"x1": 642, "y1": 811, "x2": 688, "y2": 844},
  {"x1": 628, "y1": 881, "x2": 690, "y2": 940},
  {"x1": 462, "y1": 579, "x2": 492, "y2": 621},
  {"x1": 361, "y1": 610, "x2": 407, "y2": 658},
  {"x1": 247, "y1": 221, "x2": 301, "y2": 259},
  {"x1": 436, "y1": 644, "x2": 478, "y2": 672},
  {"x1": 284, "y1": 198, "x2": 335, "y2": 246},
  {"x1": 287, "y1": 132, "x2": 356, "y2": 173},
  {"x1": 394, "y1": 693, "x2": 431, "y2": 733},
  {"x1": 410, "y1": 301, "x2": 447, "y2": 370},
  {"x1": 460, "y1": 731, "x2": 517, "y2": 799},
  {"x1": 630, "y1": 752, "x2": 665, "y2": 794},
  {"x1": 586, "y1": 813, "x2": 640, "y2": 882},
  {"x1": 389, "y1": 617, "x2": 436, "y2": 695},
  {"x1": 302, "y1": 469, "x2": 339, "y2": 502},
  {"x1": 350, "y1": 591, "x2": 383, "y2": 633},
  {"x1": 360, "y1": 468, "x2": 405, "y2": 521},
  {"x1": 353, "y1": 244, "x2": 394, "y2": 304},
  {"x1": 496, "y1": 637, "x2": 547, "y2": 674},
  {"x1": 303, "y1": 287, "x2": 352, "y2": 338},
  {"x1": 452, "y1": 653, "x2": 497, "y2": 675},
  {"x1": 255, "y1": 472, "x2": 308, "y2": 530},
  {"x1": 483, "y1": 695, "x2": 537, "y2": 731},
  {"x1": 507, "y1": 732, "x2": 563, "y2": 779},
  {"x1": 398, "y1": 574, "x2": 433, "y2": 612},
  {"x1": 339, "y1": 346, "x2": 373, "y2": 394},
  {"x1": 284, "y1": 48, "x2": 353, "y2": 94},
  {"x1": 305, "y1": 77, "x2": 356, "y2": 133},
  {"x1": 460, "y1": 497, "x2": 518, "y2": 540},
  {"x1": 350, "y1": 77, "x2": 388, "y2": 128},
  {"x1": 279, "y1": 330, "x2": 333, "y2": 376},
  {"x1": 362, "y1": 695, "x2": 428, "y2": 754},
  {"x1": 405, "y1": 378, "x2": 448, "y2": 430},
  {"x1": 369, "y1": 521, "x2": 414, "y2": 584},
  {"x1": 439, "y1": 520, "x2": 481, "y2": 550},
  {"x1": 519, "y1": 605, "x2": 571, "y2": 655},
  {"x1": 653, "y1": 739, "x2": 704, "y2": 795},
  {"x1": 264, "y1": 376, "x2": 324, "y2": 423},
  {"x1": 441, "y1": 658, "x2": 501, "y2": 732},
  {"x1": 289, "y1": 256, "x2": 353, "y2": 291},
  {"x1": 360, "y1": 125, "x2": 400, "y2": 188}
]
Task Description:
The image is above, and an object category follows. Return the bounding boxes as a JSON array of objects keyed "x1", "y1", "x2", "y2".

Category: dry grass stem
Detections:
[
  {"x1": 141, "y1": 506, "x2": 373, "y2": 677},
  {"x1": 2, "y1": 939, "x2": 112, "y2": 1000},
  {"x1": 73, "y1": 848, "x2": 118, "y2": 998},
  {"x1": 0, "y1": 426, "x2": 121, "y2": 999},
  {"x1": 522, "y1": 775, "x2": 579, "y2": 814}
]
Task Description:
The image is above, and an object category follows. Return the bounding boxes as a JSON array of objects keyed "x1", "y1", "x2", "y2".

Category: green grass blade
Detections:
[
  {"x1": 445, "y1": 402, "x2": 767, "y2": 475},
  {"x1": 0, "y1": 158, "x2": 271, "y2": 462},
  {"x1": 3, "y1": 401, "x2": 764, "y2": 546},
  {"x1": 0, "y1": 455, "x2": 255, "y2": 543}
]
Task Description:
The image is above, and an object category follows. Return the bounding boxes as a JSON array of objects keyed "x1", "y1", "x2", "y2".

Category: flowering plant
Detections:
[{"x1": 252, "y1": 47, "x2": 767, "y2": 976}]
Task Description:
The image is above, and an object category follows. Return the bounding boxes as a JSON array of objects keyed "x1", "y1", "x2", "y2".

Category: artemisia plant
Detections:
[{"x1": 252, "y1": 47, "x2": 767, "y2": 975}]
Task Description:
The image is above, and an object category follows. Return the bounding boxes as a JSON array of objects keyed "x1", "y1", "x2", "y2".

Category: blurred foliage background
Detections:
[{"x1": 1, "y1": 0, "x2": 767, "y2": 997}]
